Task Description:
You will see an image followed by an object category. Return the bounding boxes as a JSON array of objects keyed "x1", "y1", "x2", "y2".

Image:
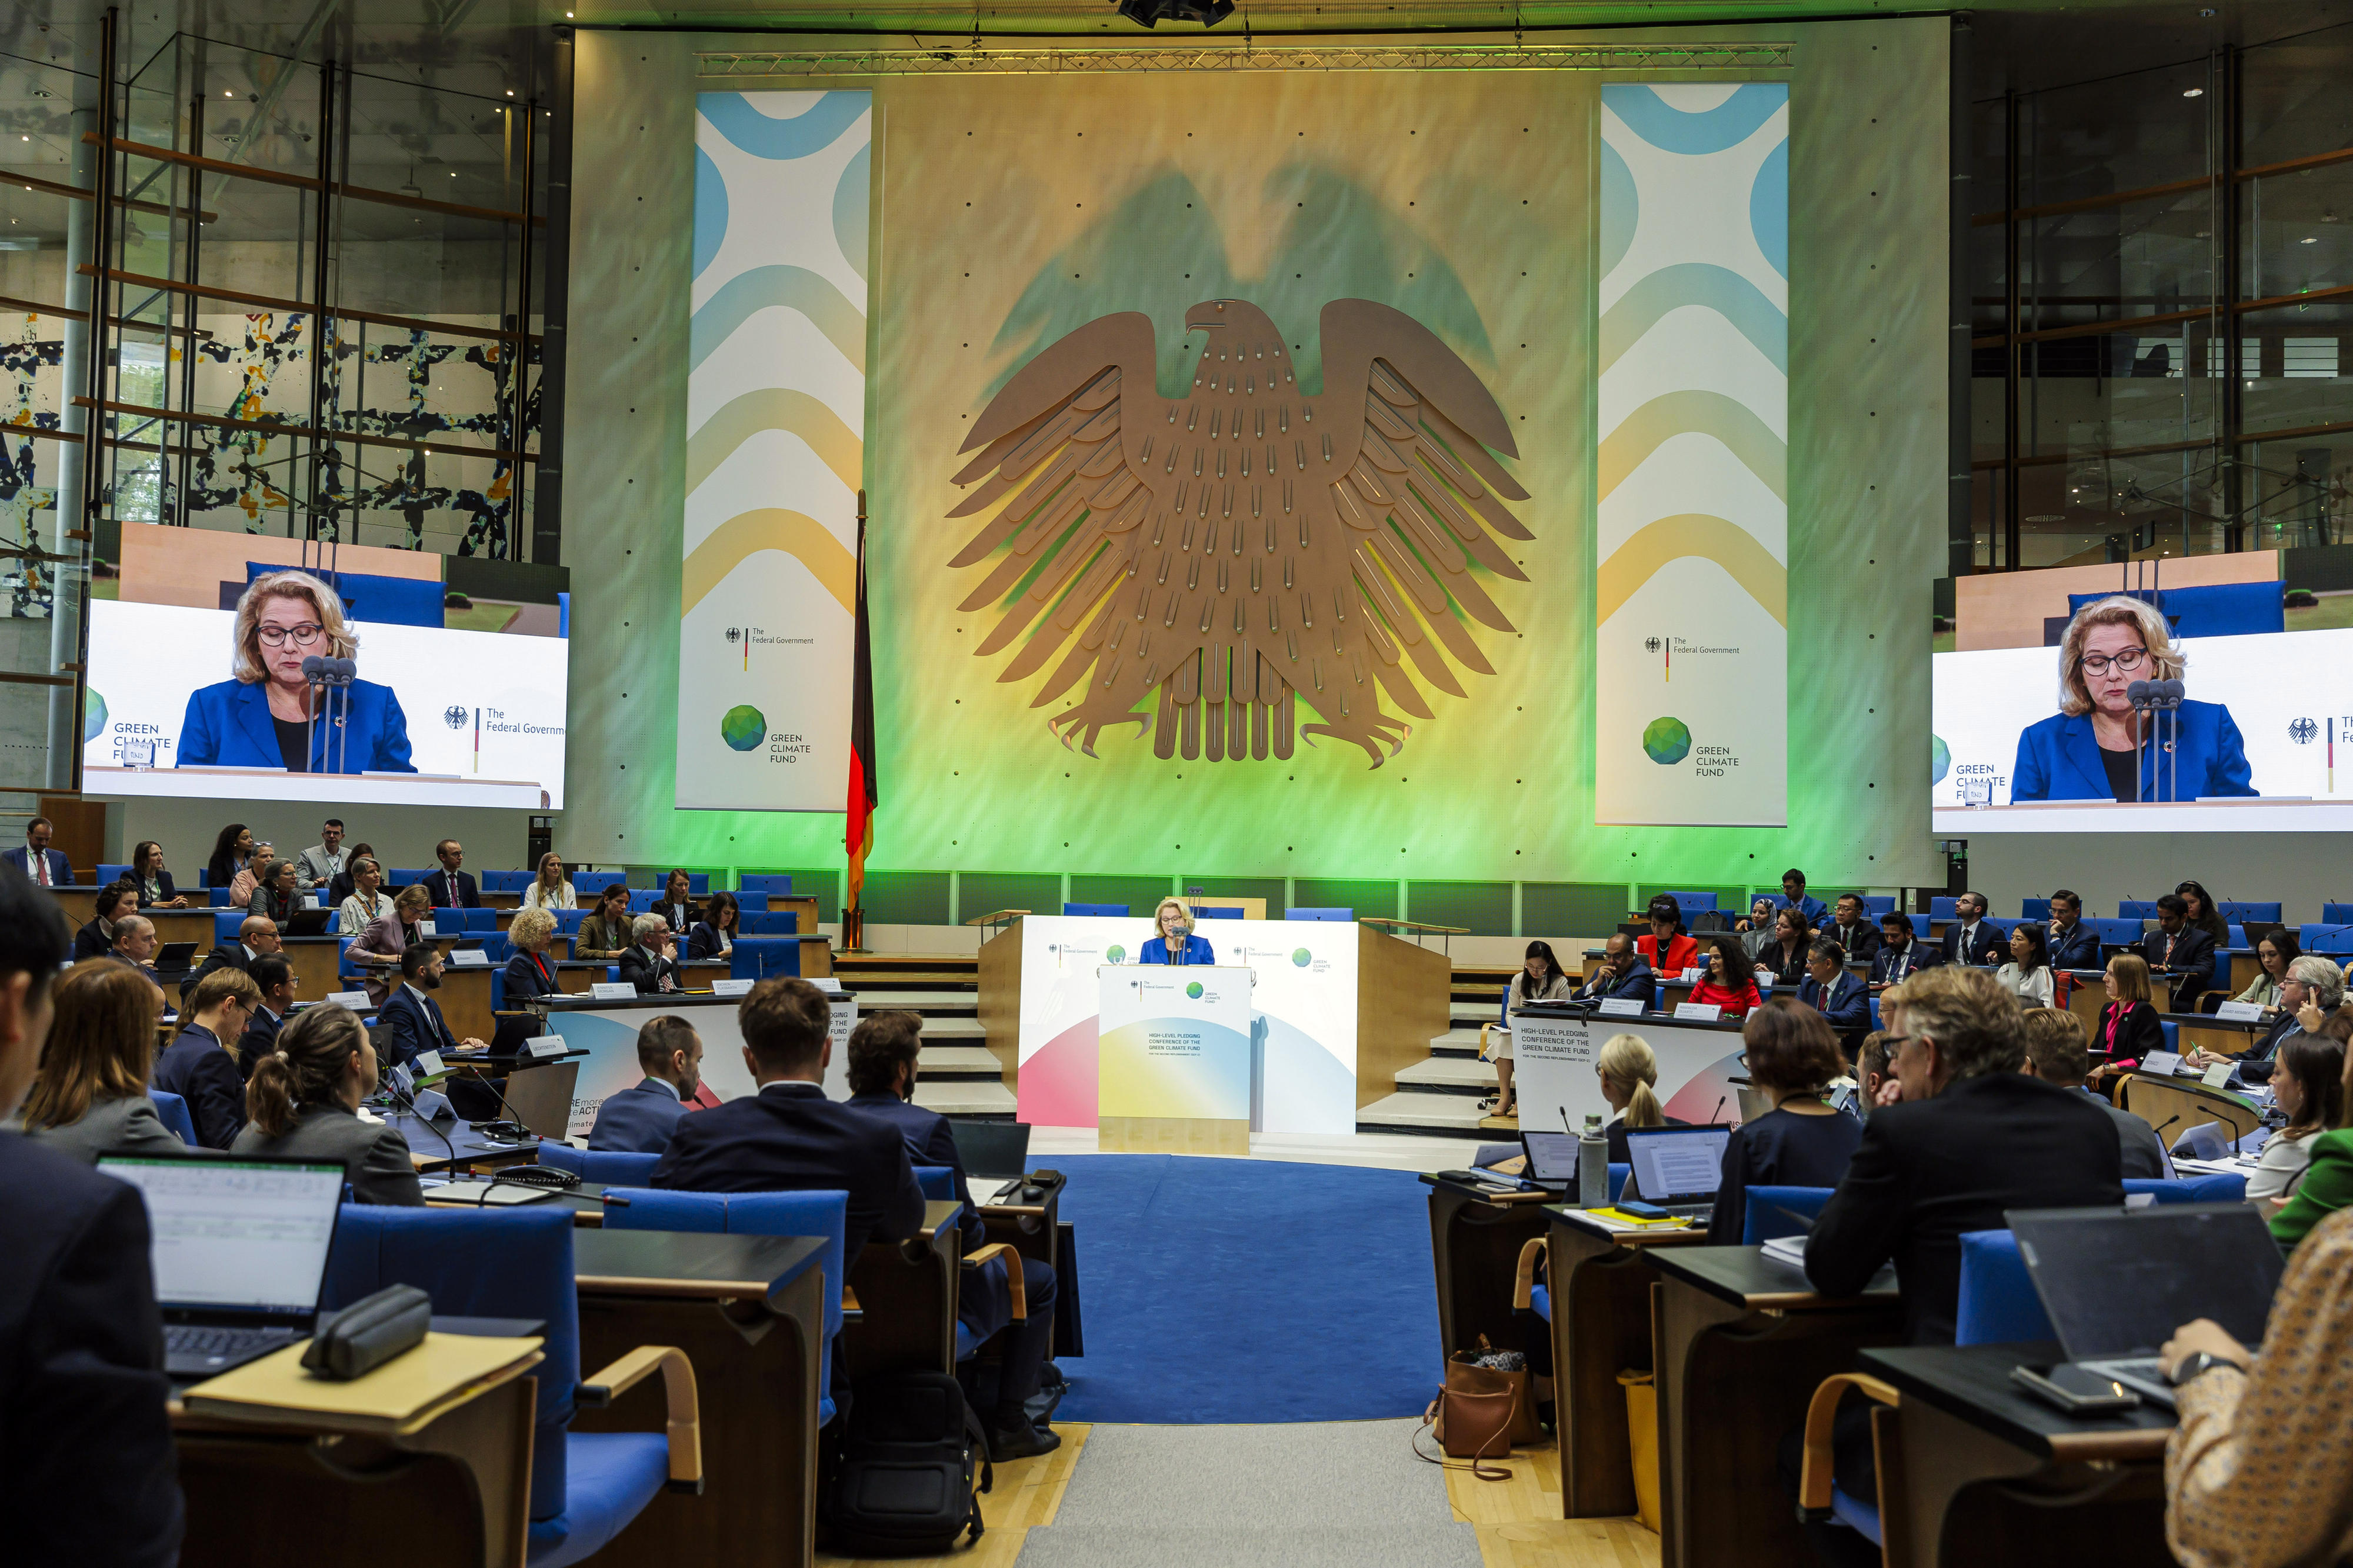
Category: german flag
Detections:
[{"x1": 845, "y1": 491, "x2": 876, "y2": 937}]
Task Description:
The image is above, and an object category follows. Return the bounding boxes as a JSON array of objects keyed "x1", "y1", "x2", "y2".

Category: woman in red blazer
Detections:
[
  {"x1": 2091, "y1": 953, "x2": 2168, "y2": 1083},
  {"x1": 1689, "y1": 936, "x2": 1765, "y2": 1017},
  {"x1": 1635, "y1": 895, "x2": 1701, "y2": 979}
]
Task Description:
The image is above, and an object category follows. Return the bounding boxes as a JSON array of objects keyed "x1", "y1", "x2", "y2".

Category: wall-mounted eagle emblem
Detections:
[{"x1": 948, "y1": 299, "x2": 1530, "y2": 767}]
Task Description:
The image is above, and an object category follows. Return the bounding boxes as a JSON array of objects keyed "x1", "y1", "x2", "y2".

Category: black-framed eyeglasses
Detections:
[
  {"x1": 257, "y1": 622, "x2": 326, "y2": 648},
  {"x1": 2076, "y1": 648, "x2": 2149, "y2": 676}
]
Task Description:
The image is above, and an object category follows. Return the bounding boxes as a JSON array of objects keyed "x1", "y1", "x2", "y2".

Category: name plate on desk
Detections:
[
  {"x1": 1673, "y1": 1002, "x2": 1723, "y2": 1022},
  {"x1": 526, "y1": 1035, "x2": 567, "y2": 1060},
  {"x1": 327, "y1": 990, "x2": 371, "y2": 1009},
  {"x1": 1679, "y1": 967, "x2": 1707, "y2": 983},
  {"x1": 2140, "y1": 1050, "x2": 2183, "y2": 1076},
  {"x1": 2216, "y1": 1000, "x2": 2267, "y2": 1022},
  {"x1": 711, "y1": 978, "x2": 753, "y2": 998},
  {"x1": 589, "y1": 982, "x2": 637, "y2": 1002},
  {"x1": 417, "y1": 919, "x2": 438, "y2": 938},
  {"x1": 414, "y1": 1049, "x2": 445, "y2": 1077},
  {"x1": 2202, "y1": 1062, "x2": 2235, "y2": 1087},
  {"x1": 1598, "y1": 997, "x2": 1645, "y2": 1017},
  {"x1": 447, "y1": 949, "x2": 489, "y2": 968}
]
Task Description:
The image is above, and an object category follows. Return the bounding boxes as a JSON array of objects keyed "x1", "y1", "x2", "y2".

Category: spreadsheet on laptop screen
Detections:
[{"x1": 99, "y1": 1157, "x2": 344, "y2": 1312}]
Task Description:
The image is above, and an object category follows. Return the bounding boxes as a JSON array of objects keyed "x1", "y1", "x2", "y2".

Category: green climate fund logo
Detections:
[
  {"x1": 1291, "y1": 948, "x2": 1311, "y2": 967},
  {"x1": 719, "y1": 705, "x2": 766, "y2": 752},
  {"x1": 1185, "y1": 980, "x2": 1204, "y2": 999},
  {"x1": 1105, "y1": 944, "x2": 1126, "y2": 964},
  {"x1": 1642, "y1": 716, "x2": 1692, "y2": 765}
]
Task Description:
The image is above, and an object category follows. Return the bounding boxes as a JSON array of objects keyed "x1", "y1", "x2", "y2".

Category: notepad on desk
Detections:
[
  {"x1": 1578, "y1": 1207, "x2": 1697, "y2": 1233},
  {"x1": 181, "y1": 1333, "x2": 542, "y2": 1436}
]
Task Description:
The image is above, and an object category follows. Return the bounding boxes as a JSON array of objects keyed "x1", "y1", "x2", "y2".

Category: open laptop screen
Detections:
[
  {"x1": 2011, "y1": 1205, "x2": 2285, "y2": 1361},
  {"x1": 98, "y1": 1156, "x2": 345, "y2": 1320},
  {"x1": 1624, "y1": 1127, "x2": 1731, "y2": 1203},
  {"x1": 1520, "y1": 1130, "x2": 1579, "y2": 1185}
]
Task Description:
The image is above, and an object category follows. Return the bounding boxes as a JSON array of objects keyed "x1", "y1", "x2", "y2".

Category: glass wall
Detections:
[{"x1": 1969, "y1": 24, "x2": 2353, "y2": 570}]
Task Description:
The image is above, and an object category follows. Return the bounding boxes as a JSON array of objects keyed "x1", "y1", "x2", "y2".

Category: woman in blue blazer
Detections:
[
  {"x1": 175, "y1": 570, "x2": 415, "y2": 775},
  {"x1": 2009, "y1": 594, "x2": 2255, "y2": 803},
  {"x1": 1139, "y1": 896, "x2": 1217, "y2": 966}
]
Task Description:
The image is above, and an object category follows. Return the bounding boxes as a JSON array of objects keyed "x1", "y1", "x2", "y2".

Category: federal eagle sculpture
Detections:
[{"x1": 948, "y1": 298, "x2": 1531, "y2": 767}]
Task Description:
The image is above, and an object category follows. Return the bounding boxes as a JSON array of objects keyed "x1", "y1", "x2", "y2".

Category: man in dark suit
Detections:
[
  {"x1": 376, "y1": 945, "x2": 482, "y2": 1069},
  {"x1": 1938, "y1": 891, "x2": 2005, "y2": 968},
  {"x1": 618, "y1": 916, "x2": 684, "y2": 996},
  {"x1": 1819, "y1": 895, "x2": 1882, "y2": 967},
  {"x1": 428, "y1": 838, "x2": 481, "y2": 909},
  {"x1": 181, "y1": 913, "x2": 281, "y2": 1000},
  {"x1": 1869, "y1": 913, "x2": 1942, "y2": 990},
  {"x1": 587, "y1": 1016, "x2": 702, "y2": 1153},
  {"x1": 239, "y1": 954, "x2": 294, "y2": 1079},
  {"x1": 0, "y1": 863, "x2": 183, "y2": 1567},
  {"x1": 2044, "y1": 889, "x2": 2103, "y2": 972},
  {"x1": 2, "y1": 815, "x2": 72, "y2": 888},
  {"x1": 1796, "y1": 939, "x2": 1871, "y2": 1055},
  {"x1": 2140, "y1": 893, "x2": 2218, "y2": 1012},
  {"x1": 1571, "y1": 933, "x2": 1657, "y2": 1009},
  {"x1": 841, "y1": 1009, "x2": 1061, "y2": 1458}
]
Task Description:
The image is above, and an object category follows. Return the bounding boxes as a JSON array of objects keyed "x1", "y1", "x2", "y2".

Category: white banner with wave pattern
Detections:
[
  {"x1": 1594, "y1": 84, "x2": 1788, "y2": 826},
  {"x1": 678, "y1": 91, "x2": 869, "y2": 810}
]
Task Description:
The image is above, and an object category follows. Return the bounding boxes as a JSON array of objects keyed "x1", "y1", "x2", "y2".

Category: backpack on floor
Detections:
[{"x1": 822, "y1": 1369, "x2": 993, "y2": 1556}]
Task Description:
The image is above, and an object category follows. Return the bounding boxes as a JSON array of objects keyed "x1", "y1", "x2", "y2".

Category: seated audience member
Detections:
[
  {"x1": 232, "y1": 1003, "x2": 424, "y2": 1205},
  {"x1": 521, "y1": 850, "x2": 576, "y2": 912},
  {"x1": 1869, "y1": 913, "x2": 1941, "y2": 989},
  {"x1": 2043, "y1": 889, "x2": 2103, "y2": 972},
  {"x1": 428, "y1": 838, "x2": 480, "y2": 909},
  {"x1": 1778, "y1": 869, "x2": 1828, "y2": 930},
  {"x1": 378, "y1": 945, "x2": 482, "y2": 1069},
  {"x1": 1939, "y1": 891, "x2": 2004, "y2": 968},
  {"x1": 326, "y1": 840, "x2": 376, "y2": 908},
  {"x1": 239, "y1": 955, "x2": 294, "y2": 1079},
  {"x1": 349, "y1": 884, "x2": 434, "y2": 1006},
  {"x1": 2246, "y1": 1031, "x2": 2344, "y2": 1209},
  {"x1": 840, "y1": 1008, "x2": 1063, "y2": 1460},
  {"x1": 2161, "y1": 1208, "x2": 2353, "y2": 1568},
  {"x1": 575, "y1": 883, "x2": 636, "y2": 960},
  {"x1": 2265, "y1": 1007, "x2": 2353, "y2": 1250},
  {"x1": 109, "y1": 914, "x2": 161, "y2": 978},
  {"x1": 1690, "y1": 936, "x2": 1764, "y2": 1018},
  {"x1": 151, "y1": 968, "x2": 262, "y2": 1150},
  {"x1": 2142, "y1": 892, "x2": 2219, "y2": 1012},
  {"x1": 2021, "y1": 1006, "x2": 2167, "y2": 1178},
  {"x1": 226, "y1": 842, "x2": 276, "y2": 909},
  {"x1": 71, "y1": 882, "x2": 135, "y2": 962},
  {"x1": 504, "y1": 907, "x2": 562, "y2": 1000},
  {"x1": 1754, "y1": 907, "x2": 1814, "y2": 989},
  {"x1": 248, "y1": 857, "x2": 304, "y2": 925},
  {"x1": 205, "y1": 822, "x2": 254, "y2": 896},
  {"x1": 1797, "y1": 939, "x2": 1870, "y2": 1056},
  {"x1": 4, "y1": 813, "x2": 71, "y2": 885},
  {"x1": 2195, "y1": 955, "x2": 2339, "y2": 1071},
  {"x1": 1737, "y1": 896, "x2": 1782, "y2": 956},
  {"x1": 2234, "y1": 929, "x2": 2298, "y2": 1014},
  {"x1": 1808, "y1": 966, "x2": 2123, "y2": 1340},
  {"x1": 1711, "y1": 1003, "x2": 1862, "y2": 1242},
  {"x1": 1489, "y1": 940, "x2": 1572, "y2": 1117},
  {"x1": 618, "y1": 915, "x2": 684, "y2": 995},
  {"x1": 1595, "y1": 1032, "x2": 1685, "y2": 1161},
  {"x1": 183, "y1": 914, "x2": 282, "y2": 1002},
  {"x1": 296, "y1": 818, "x2": 347, "y2": 890},
  {"x1": 653, "y1": 869, "x2": 697, "y2": 934},
  {"x1": 335, "y1": 853, "x2": 389, "y2": 934},
  {"x1": 586, "y1": 1016, "x2": 703, "y2": 1153},
  {"x1": 2088, "y1": 955, "x2": 2167, "y2": 1082},
  {"x1": 1854, "y1": 1030, "x2": 1894, "y2": 1114},
  {"x1": 0, "y1": 863, "x2": 185, "y2": 1565},
  {"x1": 1634, "y1": 895, "x2": 1700, "y2": 979},
  {"x1": 1992, "y1": 922, "x2": 2054, "y2": 1007},
  {"x1": 18, "y1": 960, "x2": 192, "y2": 1162},
  {"x1": 688, "y1": 890, "x2": 740, "y2": 960},
  {"x1": 1821, "y1": 895, "x2": 1881, "y2": 966},
  {"x1": 1571, "y1": 933, "x2": 1656, "y2": 1010},
  {"x1": 128, "y1": 840, "x2": 188, "y2": 908},
  {"x1": 2175, "y1": 879, "x2": 2232, "y2": 948}
]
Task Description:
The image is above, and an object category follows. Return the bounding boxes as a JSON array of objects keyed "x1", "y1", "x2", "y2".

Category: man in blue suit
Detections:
[
  {"x1": 1939, "y1": 892, "x2": 2006, "y2": 968},
  {"x1": 1798, "y1": 939, "x2": 1872, "y2": 1056},
  {"x1": 586, "y1": 1016, "x2": 703, "y2": 1153},
  {"x1": 1871, "y1": 913, "x2": 1944, "y2": 990},
  {"x1": 842, "y1": 1009, "x2": 1061, "y2": 1459},
  {"x1": 1778, "y1": 869, "x2": 1827, "y2": 931},
  {"x1": 236, "y1": 955, "x2": 294, "y2": 1080},
  {"x1": 1571, "y1": 934, "x2": 1657, "y2": 1009},
  {"x1": 2044, "y1": 889, "x2": 2104, "y2": 972},
  {"x1": 425, "y1": 839, "x2": 481, "y2": 909},
  {"x1": 377, "y1": 945, "x2": 482, "y2": 1069},
  {"x1": 2, "y1": 817, "x2": 72, "y2": 888}
]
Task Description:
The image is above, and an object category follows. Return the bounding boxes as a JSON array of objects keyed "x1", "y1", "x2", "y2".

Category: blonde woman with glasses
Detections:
[
  {"x1": 175, "y1": 568, "x2": 417, "y2": 773},
  {"x1": 1141, "y1": 897, "x2": 1215, "y2": 966}
]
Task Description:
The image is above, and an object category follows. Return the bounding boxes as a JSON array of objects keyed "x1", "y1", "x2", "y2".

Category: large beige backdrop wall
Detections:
[{"x1": 563, "y1": 21, "x2": 1948, "y2": 891}]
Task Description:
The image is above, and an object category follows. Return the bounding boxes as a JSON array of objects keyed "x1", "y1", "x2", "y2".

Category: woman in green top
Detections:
[
  {"x1": 2267, "y1": 1000, "x2": 2353, "y2": 1252},
  {"x1": 575, "y1": 882, "x2": 636, "y2": 959}
]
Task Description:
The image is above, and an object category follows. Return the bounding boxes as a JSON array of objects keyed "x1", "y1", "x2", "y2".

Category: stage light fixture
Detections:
[{"x1": 1115, "y1": 0, "x2": 1235, "y2": 28}]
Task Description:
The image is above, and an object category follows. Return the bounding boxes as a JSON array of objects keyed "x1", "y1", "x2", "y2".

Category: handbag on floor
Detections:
[
  {"x1": 822, "y1": 1370, "x2": 994, "y2": 1556},
  {"x1": 1414, "y1": 1340, "x2": 1525, "y2": 1481}
]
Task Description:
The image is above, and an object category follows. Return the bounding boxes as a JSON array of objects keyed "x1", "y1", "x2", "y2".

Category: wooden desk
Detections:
[
  {"x1": 2169, "y1": 1013, "x2": 2266, "y2": 1060},
  {"x1": 2228, "y1": 950, "x2": 2262, "y2": 995},
  {"x1": 1541, "y1": 1207, "x2": 1711, "y2": 1518},
  {"x1": 45, "y1": 886, "x2": 99, "y2": 925},
  {"x1": 1647, "y1": 1246, "x2": 1905, "y2": 1568},
  {"x1": 1862, "y1": 1342, "x2": 2174, "y2": 1567},
  {"x1": 2059, "y1": 971, "x2": 2107, "y2": 1037},
  {"x1": 174, "y1": 1339, "x2": 541, "y2": 1568},
  {"x1": 2115, "y1": 1072, "x2": 2267, "y2": 1143},
  {"x1": 1424, "y1": 1174, "x2": 1555, "y2": 1374},
  {"x1": 147, "y1": 907, "x2": 222, "y2": 948},
  {"x1": 278, "y1": 936, "x2": 342, "y2": 999},
  {"x1": 981, "y1": 1170, "x2": 1068, "y2": 1356},
  {"x1": 439, "y1": 964, "x2": 496, "y2": 1041},
  {"x1": 379, "y1": 1109, "x2": 546, "y2": 1172},
  {"x1": 843, "y1": 1200, "x2": 968, "y2": 1380},
  {"x1": 573, "y1": 1230, "x2": 828, "y2": 1568}
]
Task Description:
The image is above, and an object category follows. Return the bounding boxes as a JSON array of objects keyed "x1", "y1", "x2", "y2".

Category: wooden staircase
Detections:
[
  {"x1": 1355, "y1": 964, "x2": 1516, "y2": 1140},
  {"x1": 831, "y1": 953, "x2": 1014, "y2": 1118}
]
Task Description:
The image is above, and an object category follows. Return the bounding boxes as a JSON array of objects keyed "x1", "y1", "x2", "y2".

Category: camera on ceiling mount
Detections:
[{"x1": 1115, "y1": 0, "x2": 1236, "y2": 27}]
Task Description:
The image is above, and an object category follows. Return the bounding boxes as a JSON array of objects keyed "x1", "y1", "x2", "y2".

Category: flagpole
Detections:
[{"x1": 843, "y1": 488, "x2": 873, "y2": 955}]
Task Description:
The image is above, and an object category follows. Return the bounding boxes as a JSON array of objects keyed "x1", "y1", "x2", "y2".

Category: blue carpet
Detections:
[{"x1": 1047, "y1": 1155, "x2": 1442, "y2": 1424}]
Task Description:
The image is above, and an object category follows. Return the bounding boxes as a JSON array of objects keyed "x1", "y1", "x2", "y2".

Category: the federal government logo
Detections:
[
  {"x1": 2291, "y1": 718, "x2": 2318, "y2": 744},
  {"x1": 442, "y1": 705, "x2": 469, "y2": 730}
]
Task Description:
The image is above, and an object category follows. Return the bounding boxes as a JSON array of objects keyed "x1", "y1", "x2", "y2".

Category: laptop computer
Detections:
[
  {"x1": 1622, "y1": 1126, "x2": 1732, "y2": 1220},
  {"x1": 1518, "y1": 1128, "x2": 1580, "y2": 1193},
  {"x1": 96, "y1": 1153, "x2": 346, "y2": 1383},
  {"x1": 949, "y1": 1119, "x2": 1033, "y2": 1199},
  {"x1": 155, "y1": 941, "x2": 199, "y2": 970},
  {"x1": 2008, "y1": 1204, "x2": 2286, "y2": 1409},
  {"x1": 281, "y1": 908, "x2": 332, "y2": 937}
]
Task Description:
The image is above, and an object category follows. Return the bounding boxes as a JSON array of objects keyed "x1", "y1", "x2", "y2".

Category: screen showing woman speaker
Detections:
[
  {"x1": 1929, "y1": 559, "x2": 2353, "y2": 828},
  {"x1": 81, "y1": 523, "x2": 568, "y2": 809}
]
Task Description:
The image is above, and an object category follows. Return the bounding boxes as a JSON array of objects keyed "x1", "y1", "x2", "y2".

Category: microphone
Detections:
[
  {"x1": 2149, "y1": 1113, "x2": 2182, "y2": 1155},
  {"x1": 1707, "y1": 1095, "x2": 1727, "y2": 1127},
  {"x1": 1558, "y1": 1103, "x2": 1572, "y2": 1135},
  {"x1": 382, "y1": 1072, "x2": 461, "y2": 1170},
  {"x1": 2125, "y1": 679, "x2": 2151, "y2": 705},
  {"x1": 446, "y1": 1066, "x2": 536, "y2": 1144}
]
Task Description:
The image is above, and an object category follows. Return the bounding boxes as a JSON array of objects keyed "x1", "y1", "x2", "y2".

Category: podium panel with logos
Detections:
[{"x1": 1096, "y1": 965, "x2": 1254, "y2": 1155}]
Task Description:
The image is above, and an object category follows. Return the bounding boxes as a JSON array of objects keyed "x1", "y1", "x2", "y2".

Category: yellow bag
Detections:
[{"x1": 1618, "y1": 1369, "x2": 1661, "y2": 1534}]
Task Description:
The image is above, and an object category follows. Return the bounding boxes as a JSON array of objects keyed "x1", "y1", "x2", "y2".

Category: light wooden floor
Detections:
[
  {"x1": 816, "y1": 1423, "x2": 1091, "y2": 1568},
  {"x1": 1442, "y1": 1437, "x2": 1661, "y2": 1568}
]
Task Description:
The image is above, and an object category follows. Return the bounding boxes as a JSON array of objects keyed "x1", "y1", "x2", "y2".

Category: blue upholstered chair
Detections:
[
  {"x1": 98, "y1": 862, "x2": 131, "y2": 886},
  {"x1": 1855, "y1": 896, "x2": 1895, "y2": 917},
  {"x1": 1929, "y1": 897, "x2": 1959, "y2": 922},
  {"x1": 1195, "y1": 907, "x2": 1241, "y2": 919},
  {"x1": 212, "y1": 910, "x2": 245, "y2": 945},
  {"x1": 2119, "y1": 900, "x2": 2162, "y2": 920},
  {"x1": 2126, "y1": 1173, "x2": 2248, "y2": 1205},
  {"x1": 1741, "y1": 1185, "x2": 1836, "y2": 1245},
  {"x1": 1665, "y1": 892, "x2": 1718, "y2": 913},
  {"x1": 1063, "y1": 903, "x2": 1129, "y2": 916},
  {"x1": 2159, "y1": 1021, "x2": 2180, "y2": 1054},
  {"x1": 536, "y1": 1147, "x2": 661, "y2": 1185},
  {"x1": 1510, "y1": 1165, "x2": 1634, "y2": 1323},
  {"x1": 729, "y1": 939, "x2": 802, "y2": 980},
  {"x1": 2325, "y1": 903, "x2": 2353, "y2": 926},
  {"x1": 208, "y1": 886, "x2": 236, "y2": 908},
  {"x1": 2306, "y1": 925, "x2": 2353, "y2": 956},
  {"x1": 602, "y1": 1187, "x2": 848, "y2": 1423},
  {"x1": 2092, "y1": 918, "x2": 2145, "y2": 948},
  {"x1": 2021, "y1": 898, "x2": 2052, "y2": 921},
  {"x1": 1954, "y1": 1230, "x2": 2054, "y2": 1345},
  {"x1": 323, "y1": 1205, "x2": 701, "y2": 1566},
  {"x1": 735, "y1": 892, "x2": 770, "y2": 913},
  {"x1": 148, "y1": 1089, "x2": 198, "y2": 1146},
  {"x1": 389, "y1": 868, "x2": 432, "y2": 891},
  {"x1": 2218, "y1": 901, "x2": 2280, "y2": 925},
  {"x1": 739, "y1": 875, "x2": 794, "y2": 897},
  {"x1": 554, "y1": 908, "x2": 589, "y2": 935},
  {"x1": 1287, "y1": 908, "x2": 1352, "y2": 921},
  {"x1": 627, "y1": 890, "x2": 662, "y2": 913},
  {"x1": 742, "y1": 911, "x2": 799, "y2": 936}
]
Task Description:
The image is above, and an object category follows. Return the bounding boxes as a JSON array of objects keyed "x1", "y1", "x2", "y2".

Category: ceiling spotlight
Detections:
[
  {"x1": 1116, "y1": 0, "x2": 1235, "y2": 26},
  {"x1": 2302, "y1": 235, "x2": 2319, "y2": 243},
  {"x1": 505, "y1": 89, "x2": 514, "y2": 96},
  {"x1": 2183, "y1": 86, "x2": 2205, "y2": 97}
]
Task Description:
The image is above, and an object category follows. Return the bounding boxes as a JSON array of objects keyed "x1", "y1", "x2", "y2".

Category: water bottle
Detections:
[{"x1": 1578, "y1": 1113, "x2": 1609, "y2": 1209}]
